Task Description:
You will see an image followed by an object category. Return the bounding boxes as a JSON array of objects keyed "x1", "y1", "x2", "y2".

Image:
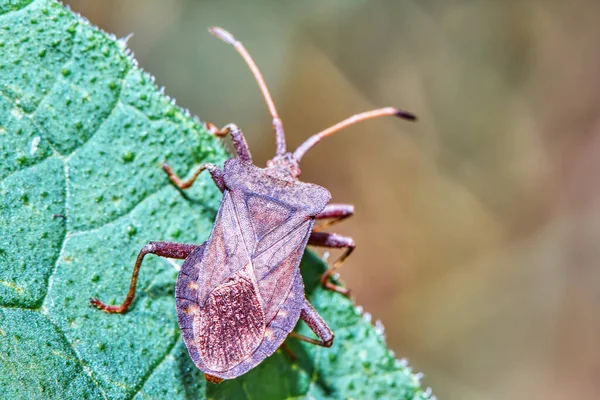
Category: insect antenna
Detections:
[
  {"x1": 209, "y1": 27, "x2": 287, "y2": 156},
  {"x1": 292, "y1": 107, "x2": 417, "y2": 162}
]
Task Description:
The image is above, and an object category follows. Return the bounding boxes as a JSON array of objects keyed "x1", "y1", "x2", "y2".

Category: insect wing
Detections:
[{"x1": 177, "y1": 191, "x2": 266, "y2": 374}]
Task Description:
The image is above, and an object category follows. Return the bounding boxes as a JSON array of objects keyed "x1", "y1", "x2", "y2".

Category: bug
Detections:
[{"x1": 90, "y1": 26, "x2": 416, "y2": 383}]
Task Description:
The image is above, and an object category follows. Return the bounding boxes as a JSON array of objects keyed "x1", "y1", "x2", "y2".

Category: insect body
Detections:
[
  {"x1": 175, "y1": 158, "x2": 331, "y2": 380},
  {"x1": 91, "y1": 27, "x2": 416, "y2": 383}
]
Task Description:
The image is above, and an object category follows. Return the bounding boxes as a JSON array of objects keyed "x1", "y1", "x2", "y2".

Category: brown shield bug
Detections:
[{"x1": 91, "y1": 26, "x2": 416, "y2": 383}]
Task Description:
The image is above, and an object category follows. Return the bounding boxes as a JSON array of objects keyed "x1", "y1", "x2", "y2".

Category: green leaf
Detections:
[{"x1": 0, "y1": 1, "x2": 433, "y2": 399}]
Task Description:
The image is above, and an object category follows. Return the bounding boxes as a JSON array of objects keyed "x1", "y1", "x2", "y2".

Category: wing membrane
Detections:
[
  {"x1": 195, "y1": 191, "x2": 253, "y2": 304},
  {"x1": 195, "y1": 188, "x2": 314, "y2": 322},
  {"x1": 243, "y1": 193, "x2": 312, "y2": 321}
]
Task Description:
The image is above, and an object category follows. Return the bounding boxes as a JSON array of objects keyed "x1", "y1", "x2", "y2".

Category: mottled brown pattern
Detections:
[
  {"x1": 195, "y1": 263, "x2": 265, "y2": 371},
  {"x1": 178, "y1": 247, "x2": 306, "y2": 380}
]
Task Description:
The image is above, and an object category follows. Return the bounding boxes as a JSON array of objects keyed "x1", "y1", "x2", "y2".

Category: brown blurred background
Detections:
[{"x1": 64, "y1": 1, "x2": 600, "y2": 399}]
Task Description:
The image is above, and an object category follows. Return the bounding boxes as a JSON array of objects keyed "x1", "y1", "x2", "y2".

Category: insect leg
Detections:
[
  {"x1": 205, "y1": 122, "x2": 252, "y2": 163},
  {"x1": 289, "y1": 298, "x2": 333, "y2": 347},
  {"x1": 313, "y1": 203, "x2": 354, "y2": 232},
  {"x1": 161, "y1": 162, "x2": 225, "y2": 191},
  {"x1": 279, "y1": 342, "x2": 297, "y2": 361},
  {"x1": 307, "y1": 231, "x2": 355, "y2": 296},
  {"x1": 90, "y1": 241, "x2": 198, "y2": 314}
]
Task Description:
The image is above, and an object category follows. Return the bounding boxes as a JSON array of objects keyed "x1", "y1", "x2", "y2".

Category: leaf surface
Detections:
[{"x1": 0, "y1": 1, "x2": 433, "y2": 399}]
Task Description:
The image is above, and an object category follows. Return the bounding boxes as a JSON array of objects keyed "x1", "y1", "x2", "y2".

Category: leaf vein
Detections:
[
  {"x1": 0, "y1": 153, "x2": 55, "y2": 187},
  {"x1": 28, "y1": 28, "x2": 78, "y2": 121},
  {"x1": 43, "y1": 312, "x2": 109, "y2": 400},
  {"x1": 38, "y1": 159, "x2": 69, "y2": 310},
  {"x1": 127, "y1": 337, "x2": 180, "y2": 400},
  {"x1": 0, "y1": 0, "x2": 39, "y2": 18},
  {"x1": 64, "y1": 67, "x2": 130, "y2": 161}
]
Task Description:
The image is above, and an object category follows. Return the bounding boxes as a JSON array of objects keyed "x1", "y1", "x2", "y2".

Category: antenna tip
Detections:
[
  {"x1": 395, "y1": 109, "x2": 417, "y2": 121},
  {"x1": 208, "y1": 26, "x2": 237, "y2": 45}
]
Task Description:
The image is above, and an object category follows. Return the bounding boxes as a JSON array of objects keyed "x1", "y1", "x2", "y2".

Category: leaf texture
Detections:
[{"x1": 0, "y1": 1, "x2": 433, "y2": 399}]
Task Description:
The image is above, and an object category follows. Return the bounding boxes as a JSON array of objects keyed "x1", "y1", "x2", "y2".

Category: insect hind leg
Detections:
[
  {"x1": 313, "y1": 203, "x2": 354, "y2": 231},
  {"x1": 307, "y1": 231, "x2": 355, "y2": 297},
  {"x1": 90, "y1": 241, "x2": 198, "y2": 313},
  {"x1": 289, "y1": 298, "x2": 333, "y2": 347}
]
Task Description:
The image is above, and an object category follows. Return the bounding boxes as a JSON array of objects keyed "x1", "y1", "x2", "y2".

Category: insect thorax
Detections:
[{"x1": 223, "y1": 158, "x2": 331, "y2": 216}]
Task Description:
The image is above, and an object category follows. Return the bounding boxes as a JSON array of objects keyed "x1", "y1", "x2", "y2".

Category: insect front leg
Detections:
[
  {"x1": 205, "y1": 122, "x2": 252, "y2": 163},
  {"x1": 90, "y1": 241, "x2": 198, "y2": 313},
  {"x1": 161, "y1": 162, "x2": 225, "y2": 191},
  {"x1": 308, "y1": 231, "x2": 355, "y2": 296},
  {"x1": 313, "y1": 203, "x2": 354, "y2": 231},
  {"x1": 289, "y1": 298, "x2": 333, "y2": 347}
]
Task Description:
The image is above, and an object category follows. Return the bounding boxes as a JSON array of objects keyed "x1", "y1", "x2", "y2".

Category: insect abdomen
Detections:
[{"x1": 195, "y1": 263, "x2": 265, "y2": 371}]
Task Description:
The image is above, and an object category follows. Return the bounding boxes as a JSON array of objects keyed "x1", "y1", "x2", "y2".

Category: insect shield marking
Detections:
[
  {"x1": 196, "y1": 262, "x2": 264, "y2": 372},
  {"x1": 185, "y1": 304, "x2": 200, "y2": 316},
  {"x1": 89, "y1": 25, "x2": 416, "y2": 384}
]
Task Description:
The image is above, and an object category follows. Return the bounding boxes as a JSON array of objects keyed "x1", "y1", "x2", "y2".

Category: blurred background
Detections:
[{"x1": 64, "y1": 1, "x2": 600, "y2": 399}]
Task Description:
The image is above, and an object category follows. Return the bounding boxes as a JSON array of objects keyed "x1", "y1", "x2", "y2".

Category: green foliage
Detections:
[{"x1": 0, "y1": 1, "x2": 433, "y2": 399}]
